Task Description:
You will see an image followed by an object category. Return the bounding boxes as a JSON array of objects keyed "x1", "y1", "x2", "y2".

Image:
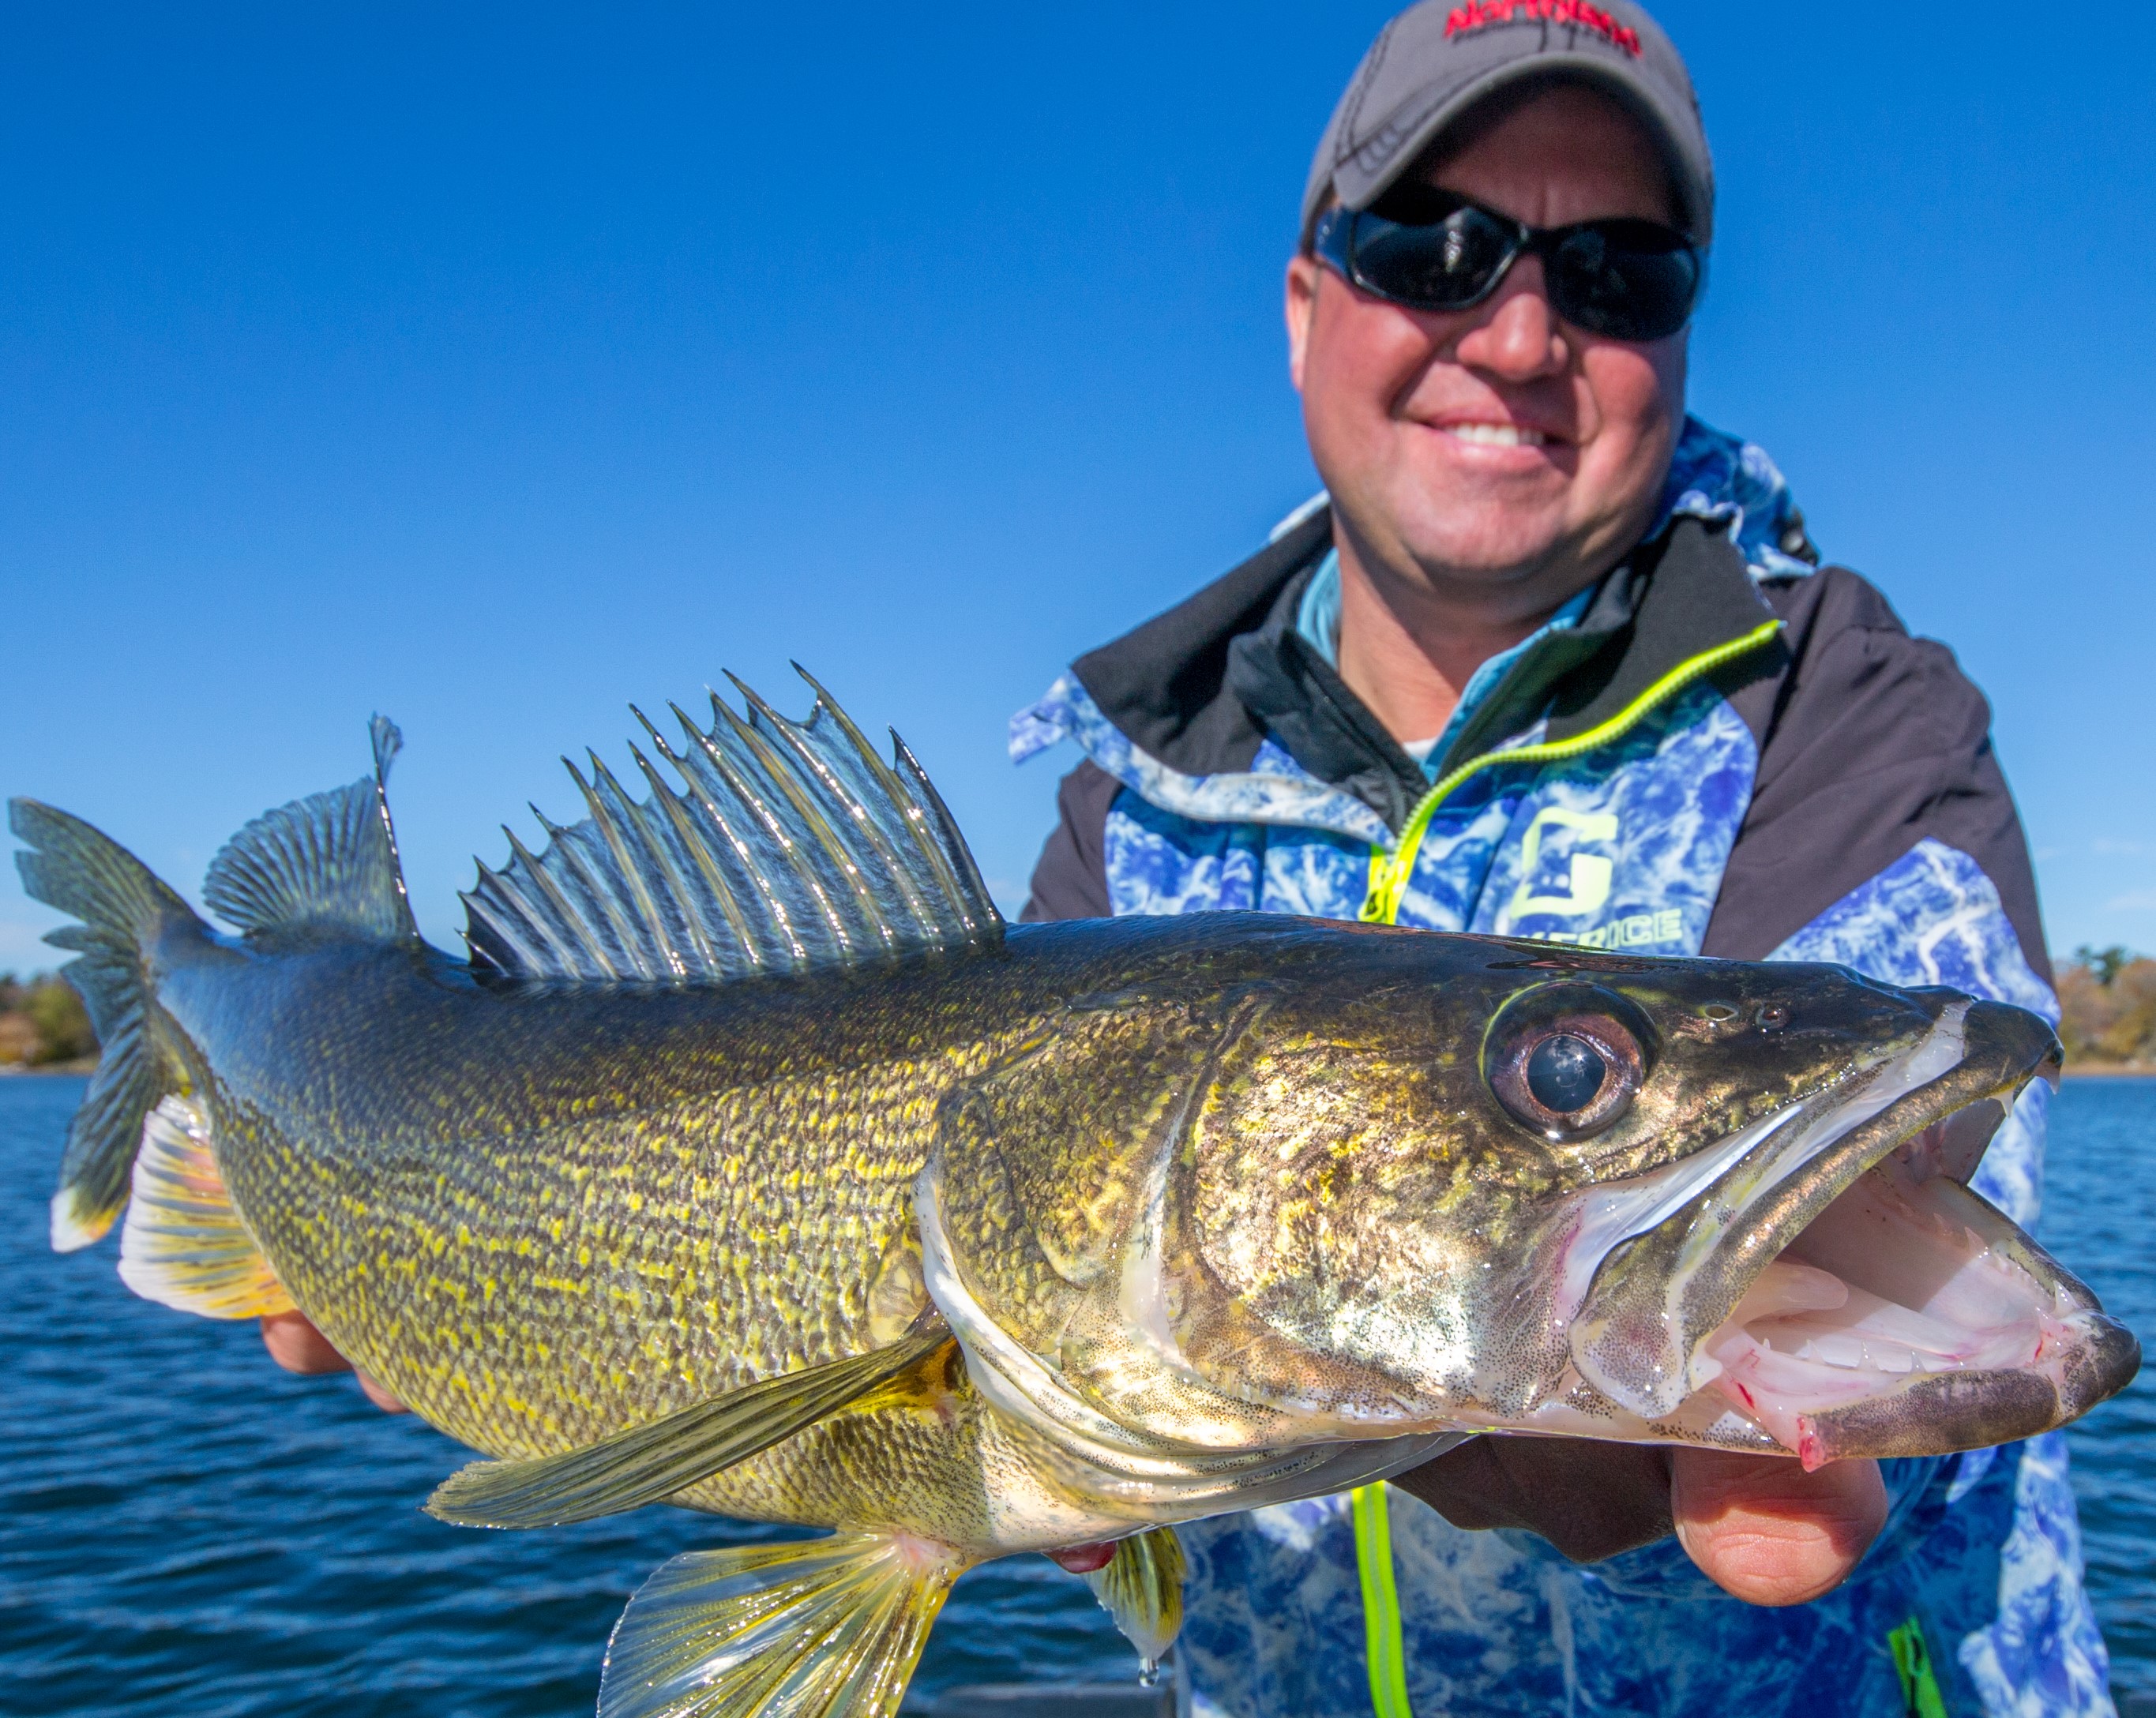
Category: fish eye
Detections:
[
  {"x1": 1484, "y1": 987, "x2": 1651, "y2": 1143},
  {"x1": 1527, "y1": 1033, "x2": 1606, "y2": 1113}
]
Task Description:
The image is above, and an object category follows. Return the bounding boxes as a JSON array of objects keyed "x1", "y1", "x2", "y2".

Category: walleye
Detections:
[{"x1": 11, "y1": 673, "x2": 2138, "y2": 1718}]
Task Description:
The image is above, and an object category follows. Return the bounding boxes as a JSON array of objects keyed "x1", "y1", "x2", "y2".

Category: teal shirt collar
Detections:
[{"x1": 1293, "y1": 550, "x2": 1594, "y2": 778}]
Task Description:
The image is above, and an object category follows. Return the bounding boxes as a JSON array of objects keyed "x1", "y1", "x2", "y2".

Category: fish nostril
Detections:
[{"x1": 1759, "y1": 1005, "x2": 1790, "y2": 1030}]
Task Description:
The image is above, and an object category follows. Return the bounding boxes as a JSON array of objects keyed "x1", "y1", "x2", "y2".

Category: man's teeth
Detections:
[{"x1": 1444, "y1": 423, "x2": 1549, "y2": 447}]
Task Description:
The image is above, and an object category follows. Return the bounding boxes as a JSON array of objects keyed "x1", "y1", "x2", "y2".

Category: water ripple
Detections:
[{"x1": 2044, "y1": 1079, "x2": 2156, "y2": 1702}]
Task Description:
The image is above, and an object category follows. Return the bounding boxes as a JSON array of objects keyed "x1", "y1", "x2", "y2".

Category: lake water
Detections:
[{"x1": 1, "y1": 1075, "x2": 2149, "y2": 1715}]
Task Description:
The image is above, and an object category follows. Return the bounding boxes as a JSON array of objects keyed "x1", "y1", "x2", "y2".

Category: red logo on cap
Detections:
[{"x1": 1444, "y1": 0, "x2": 1643, "y2": 57}]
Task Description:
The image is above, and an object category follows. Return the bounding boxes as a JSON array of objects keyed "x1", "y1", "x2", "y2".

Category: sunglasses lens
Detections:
[
  {"x1": 1350, "y1": 208, "x2": 1515, "y2": 310},
  {"x1": 1323, "y1": 204, "x2": 1702, "y2": 341},
  {"x1": 1549, "y1": 222, "x2": 1700, "y2": 341}
]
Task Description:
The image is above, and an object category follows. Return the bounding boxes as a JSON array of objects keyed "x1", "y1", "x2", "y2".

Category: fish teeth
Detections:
[
  {"x1": 1795, "y1": 1334, "x2": 1867, "y2": 1369},
  {"x1": 1780, "y1": 1335, "x2": 1936, "y2": 1375}
]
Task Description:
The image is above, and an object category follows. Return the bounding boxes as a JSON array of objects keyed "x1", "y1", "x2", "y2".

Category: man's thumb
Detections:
[{"x1": 1670, "y1": 1448, "x2": 1887, "y2": 1607}]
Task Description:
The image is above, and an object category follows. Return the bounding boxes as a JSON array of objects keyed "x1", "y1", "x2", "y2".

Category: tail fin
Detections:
[
  {"x1": 8, "y1": 800, "x2": 204, "y2": 1251},
  {"x1": 599, "y1": 1532, "x2": 964, "y2": 1718}
]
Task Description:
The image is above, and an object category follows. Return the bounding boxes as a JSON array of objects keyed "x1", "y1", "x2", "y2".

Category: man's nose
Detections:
[{"x1": 1452, "y1": 257, "x2": 1568, "y2": 381}]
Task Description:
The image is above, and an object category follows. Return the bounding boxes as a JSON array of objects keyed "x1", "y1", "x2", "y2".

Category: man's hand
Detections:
[
  {"x1": 1392, "y1": 1435, "x2": 1886, "y2": 1607},
  {"x1": 259, "y1": 1310, "x2": 409, "y2": 1413}
]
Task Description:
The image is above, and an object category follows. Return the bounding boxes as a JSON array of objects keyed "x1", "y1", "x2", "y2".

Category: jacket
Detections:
[{"x1": 1011, "y1": 426, "x2": 2113, "y2": 1718}]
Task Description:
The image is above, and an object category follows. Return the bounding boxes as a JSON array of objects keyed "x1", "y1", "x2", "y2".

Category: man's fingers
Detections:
[
  {"x1": 1389, "y1": 1436, "x2": 1887, "y2": 1605},
  {"x1": 260, "y1": 1311, "x2": 410, "y2": 1412},
  {"x1": 1671, "y1": 1449, "x2": 1887, "y2": 1607},
  {"x1": 260, "y1": 1309, "x2": 351, "y2": 1375},
  {"x1": 1046, "y1": 1542, "x2": 1117, "y2": 1574},
  {"x1": 354, "y1": 1369, "x2": 411, "y2": 1414}
]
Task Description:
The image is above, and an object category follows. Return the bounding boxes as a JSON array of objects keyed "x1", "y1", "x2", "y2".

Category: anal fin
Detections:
[
  {"x1": 599, "y1": 1531, "x2": 963, "y2": 1718},
  {"x1": 1084, "y1": 1527, "x2": 1186, "y2": 1675},
  {"x1": 117, "y1": 1097, "x2": 295, "y2": 1319},
  {"x1": 426, "y1": 1330, "x2": 948, "y2": 1529}
]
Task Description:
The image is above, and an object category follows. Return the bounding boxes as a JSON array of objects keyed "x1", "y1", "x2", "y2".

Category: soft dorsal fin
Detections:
[
  {"x1": 204, "y1": 716, "x2": 418, "y2": 943},
  {"x1": 460, "y1": 668, "x2": 1002, "y2": 984}
]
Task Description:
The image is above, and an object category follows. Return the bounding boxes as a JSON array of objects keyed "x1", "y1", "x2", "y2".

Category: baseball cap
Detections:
[{"x1": 1301, "y1": 1, "x2": 1714, "y2": 246}]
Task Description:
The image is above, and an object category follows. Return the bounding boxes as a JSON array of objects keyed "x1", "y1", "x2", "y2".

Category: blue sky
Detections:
[{"x1": 3, "y1": 2, "x2": 2152, "y2": 976}]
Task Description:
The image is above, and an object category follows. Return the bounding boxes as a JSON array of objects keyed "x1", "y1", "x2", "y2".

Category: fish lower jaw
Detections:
[{"x1": 1682, "y1": 1146, "x2": 2120, "y2": 1469}]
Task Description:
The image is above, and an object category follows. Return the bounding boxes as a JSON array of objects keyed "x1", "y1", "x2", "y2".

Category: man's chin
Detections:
[
  {"x1": 1344, "y1": 469, "x2": 1655, "y2": 603},
  {"x1": 1381, "y1": 511, "x2": 1582, "y2": 592}
]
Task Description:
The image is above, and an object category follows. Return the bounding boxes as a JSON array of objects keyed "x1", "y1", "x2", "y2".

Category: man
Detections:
[{"x1": 1011, "y1": 3, "x2": 2113, "y2": 1714}]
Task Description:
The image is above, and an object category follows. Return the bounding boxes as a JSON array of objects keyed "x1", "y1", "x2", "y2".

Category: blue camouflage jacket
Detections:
[{"x1": 1012, "y1": 420, "x2": 2115, "y2": 1718}]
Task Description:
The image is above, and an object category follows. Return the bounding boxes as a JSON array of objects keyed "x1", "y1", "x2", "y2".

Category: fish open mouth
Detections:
[{"x1": 1565, "y1": 997, "x2": 2139, "y2": 1467}]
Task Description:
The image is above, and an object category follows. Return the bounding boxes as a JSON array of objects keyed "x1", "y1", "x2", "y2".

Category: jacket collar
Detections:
[{"x1": 1223, "y1": 561, "x2": 1429, "y2": 833}]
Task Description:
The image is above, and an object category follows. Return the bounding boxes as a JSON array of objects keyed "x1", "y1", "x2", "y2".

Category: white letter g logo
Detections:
[{"x1": 1505, "y1": 807, "x2": 1618, "y2": 921}]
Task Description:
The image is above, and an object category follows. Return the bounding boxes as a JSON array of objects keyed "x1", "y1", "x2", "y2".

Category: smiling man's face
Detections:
[{"x1": 1287, "y1": 83, "x2": 1688, "y2": 623}]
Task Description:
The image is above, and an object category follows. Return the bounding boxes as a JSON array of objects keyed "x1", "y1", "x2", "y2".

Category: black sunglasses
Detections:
[{"x1": 1311, "y1": 188, "x2": 1703, "y2": 344}]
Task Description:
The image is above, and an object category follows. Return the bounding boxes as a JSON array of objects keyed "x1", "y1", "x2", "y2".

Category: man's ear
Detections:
[{"x1": 1286, "y1": 254, "x2": 1320, "y2": 392}]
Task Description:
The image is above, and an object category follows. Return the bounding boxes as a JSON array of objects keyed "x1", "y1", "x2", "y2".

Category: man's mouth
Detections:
[{"x1": 1438, "y1": 422, "x2": 1553, "y2": 448}]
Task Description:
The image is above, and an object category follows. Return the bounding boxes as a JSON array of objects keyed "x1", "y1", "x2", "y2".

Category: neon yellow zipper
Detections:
[
  {"x1": 1351, "y1": 1484, "x2": 1415, "y2": 1718},
  {"x1": 1356, "y1": 617, "x2": 1783, "y2": 926},
  {"x1": 1889, "y1": 1616, "x2": 1949, "y2": 1718}
]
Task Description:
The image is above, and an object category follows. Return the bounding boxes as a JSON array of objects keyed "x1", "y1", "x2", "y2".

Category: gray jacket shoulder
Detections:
[{"x1": 1704, "y1": 565, "x2": 2049, "y2": 980}]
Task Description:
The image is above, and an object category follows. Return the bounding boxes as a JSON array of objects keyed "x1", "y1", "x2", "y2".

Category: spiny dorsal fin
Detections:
[
  {"x1": 425, "y1": 1329, "x2": 951, "y2": 1529},
  {"x1": 460, "y1": 668, "x2": 1001, "y2": 985},
  {"x1": 203, "y1": 716, "x2": 418, "y2": 943},
  {"x1": 117, "y1": 1096, "x2": 295, "y2": 1319}
]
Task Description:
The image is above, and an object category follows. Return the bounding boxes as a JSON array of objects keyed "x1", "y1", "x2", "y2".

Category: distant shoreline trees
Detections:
[
  {"x1": 0, "y1": 973, "x2": 97, "y2": 1069},
  {"x1": 2056, "y1": 947, "x2": 2156, "y2": 1071}
]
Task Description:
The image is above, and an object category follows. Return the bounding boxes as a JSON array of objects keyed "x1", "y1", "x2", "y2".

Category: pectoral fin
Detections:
[
  {"x1": 599, "y1": 1530, "x2": 964, "y2": 1718},
  {"x1": 117, "y1": 1097, "x2": 295, "y2": 1319},
  {"x1": 1083, "y1": 1527, "x2": 1186, "y2": 1671},
  {"x1": 426, "y1": 1329, "x2": 948, "y2": 1529}
]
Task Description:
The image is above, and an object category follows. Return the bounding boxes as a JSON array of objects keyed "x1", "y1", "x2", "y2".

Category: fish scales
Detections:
[
  {"x1": 10, "y1": 682, "x2": 2135, "y2": 1718},
  {"x1": 202, "y1": 941, "x2": 1155, "y2": 1465}
]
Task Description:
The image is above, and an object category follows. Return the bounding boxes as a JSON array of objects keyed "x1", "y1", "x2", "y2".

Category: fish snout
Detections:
[
  {"x1": 1959, "y1": 996, "x2": 2064, "y2": 1086},
  {"x1": 1561, "y1": 993, "x2": 2113, "y2": 1459}
]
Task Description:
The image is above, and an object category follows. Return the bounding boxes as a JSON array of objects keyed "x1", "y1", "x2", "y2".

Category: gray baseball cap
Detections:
[{"x1": 1301, "y1": 1, "x2": 1713, "y2": 247}]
